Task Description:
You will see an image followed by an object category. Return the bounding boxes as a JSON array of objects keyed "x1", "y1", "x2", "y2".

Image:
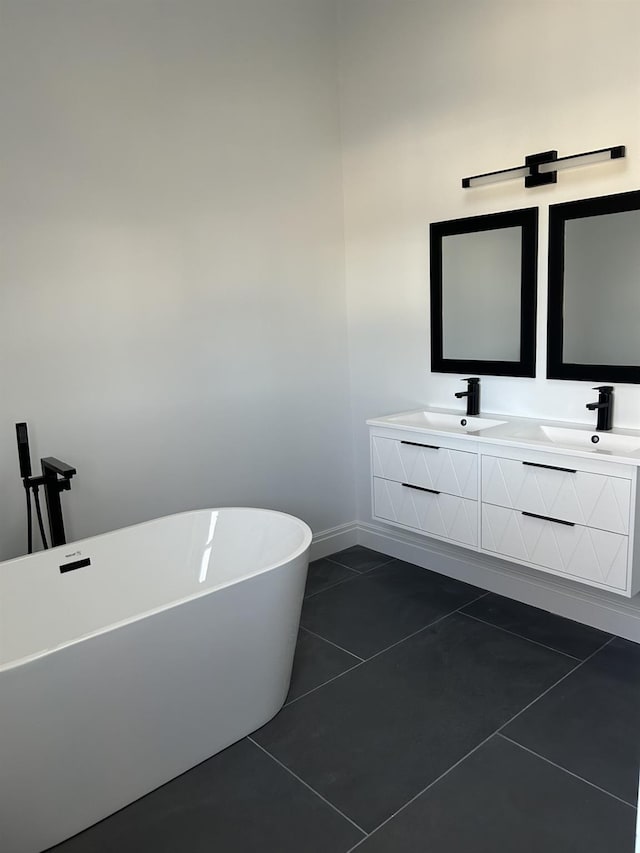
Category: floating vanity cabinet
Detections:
[
  {"x1": 480, "y1": 449, "x2": 634, "y2": 594},
  {"x1": 371, "y1": 432, "x2": 479, "y2": 547},
  {"x1": 368, "y1": 417, "x2": 640, "y2": 598}
]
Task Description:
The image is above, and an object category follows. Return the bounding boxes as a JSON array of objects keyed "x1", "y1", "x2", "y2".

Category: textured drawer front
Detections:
[
  {"x1": 372, "y1": 437, "x2": 477, "y2": 499},
  {"x1": 374, "y1": 478, "x2": 478, "y2": 546},
  {"x1": 482, "y1": 455, "x2": 631, "y2": 535},
  {"x1": 482, "y1": 504, "x2": 628, "y2": 591}
]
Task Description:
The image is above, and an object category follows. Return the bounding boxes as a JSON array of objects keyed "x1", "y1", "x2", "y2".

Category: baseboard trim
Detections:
[
  {"x1": 310, "y1": 521, "x2": 359, "y2": 561},
  {"x1": 357, "y1": 521, "x2": 640, "y2": 644}
]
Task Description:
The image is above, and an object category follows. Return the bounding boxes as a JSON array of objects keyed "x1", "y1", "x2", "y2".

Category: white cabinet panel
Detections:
[
  {"x1": 482, "y1": 504, "x2": 628, "y2": 591},
  {"x1": 372, "y1": 437, "x2": 477, "y2": 499},
  {"x1": 373, "y1": 478, "x2": 478, "y2": 546},
  {"x1": 482, "y1": 455, "x2": 631, "y2": 535}
]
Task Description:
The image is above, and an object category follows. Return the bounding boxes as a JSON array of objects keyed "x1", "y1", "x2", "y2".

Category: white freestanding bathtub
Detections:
[{"x1": 0, "y1": 507, "x2": 311, "y2": 853}]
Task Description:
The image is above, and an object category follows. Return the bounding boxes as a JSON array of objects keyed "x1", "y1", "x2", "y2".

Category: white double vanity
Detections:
[{"x1": 368, "y1": 409, "x2": 640, "y2": 597}]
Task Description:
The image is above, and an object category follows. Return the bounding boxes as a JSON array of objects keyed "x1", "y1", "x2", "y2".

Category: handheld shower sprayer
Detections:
[
  {"x1": 15, "y1": 423, "x2": 77, "y2": 554},
  {"x1": 16, "y1": 422, "x2": 48, "y2": 553},
  {"x1": 16, "y1": 422, "x2": 32, "y2": 479}
]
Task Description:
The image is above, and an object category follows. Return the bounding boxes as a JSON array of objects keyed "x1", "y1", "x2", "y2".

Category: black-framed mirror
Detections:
[
  {"x1": 430, "y1": 208, "x2": 538, "y2": 377},
  {"x1": 547, "y1": 189, "x2": 640, "y2": 384}
]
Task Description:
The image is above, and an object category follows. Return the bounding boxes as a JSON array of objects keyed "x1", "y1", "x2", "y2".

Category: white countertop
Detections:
[{"x1": 367, "y1": 407, "x2": 640, "y2": 466}]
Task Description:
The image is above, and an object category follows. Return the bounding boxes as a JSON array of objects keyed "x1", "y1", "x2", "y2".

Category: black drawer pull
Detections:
[
  {"x1": 401, "y1": 441, "x2": 440, "y2": 450},
  {"x1": 521, "y1": 511, "x2": 575, "y2": 527},
  {"x1": 402, "y1": 483, "x2": 440, "y2": 495},
  {"x1": 522, "y1": 461, "x2": 577, "y2": 474}
]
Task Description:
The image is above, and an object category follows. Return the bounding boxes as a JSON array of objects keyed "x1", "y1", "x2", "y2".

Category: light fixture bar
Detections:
[
  {"x1": 462, "y1": 165, "x2": 530, "y2": 188},
  {"x1": 462, "y1": 145, "x2": 625, "y2": 189},
  {"x1": 538, "y1": 145, "x2": 626, "y2": 174}
]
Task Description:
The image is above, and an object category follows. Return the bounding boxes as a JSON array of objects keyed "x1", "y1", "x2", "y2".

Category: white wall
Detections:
[
  {"x1": 4, "y1": 0, "x2": 640, "y2": 578},
  {"x1": 0, "y1": 0, "x2": 355, "y2": 560},
  {"x1": 338, "y1": 0, "x2": 640, "y2": 522}
]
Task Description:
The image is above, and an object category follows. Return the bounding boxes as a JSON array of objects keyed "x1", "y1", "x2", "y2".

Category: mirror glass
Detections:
[
  {"x1": 430, "y1": 208, "x2": 538, "y2": 377},
  {"x1": 441, "y1": 227, "x2": 521, "y2": 360},
  {"x1": 547, "y1": 190, "x2": 640, "y2": 383}
]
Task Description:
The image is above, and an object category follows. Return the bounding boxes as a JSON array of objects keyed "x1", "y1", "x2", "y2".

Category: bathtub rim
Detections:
[{"x1": 0, "y1": 507, "x2": 312, "y2": 674}]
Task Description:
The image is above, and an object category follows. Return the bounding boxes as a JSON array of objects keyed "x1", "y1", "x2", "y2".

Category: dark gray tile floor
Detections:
[
  {"x1": 301, "y1": 559, "x2": 484, "y2": 658},
  {"x1": 354, "y1": 735, "x2": 636, "y2": 853},
  {"x1": 50, "y1": 738, "x2": 363, "y2": 853},
  {"x1": 461, "y1": 592, "x2": 612, "y2": 659},
  {"x1": 504, "y1": 636, "x2": 640, "y2": 804},
  {"x1": 255, "y1": 611, "x2": 576, "y2": 831},
  {"x1": 304, "y1": 557, "x2": 359, "y2": 598},
  {"x1": 323, "y1": 545, "x2": 394, "y2": 573},
  {"x1": 51, "y1": 549, "x2": 639, "y2": 853},
  {"x1": 286, "y1": 627, "x2": 361, "y2": 703},
  {"x1": 302, "y1": 547, "x2": 394, "y2": 599}
]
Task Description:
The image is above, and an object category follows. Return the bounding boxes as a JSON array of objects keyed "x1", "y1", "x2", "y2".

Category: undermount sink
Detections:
[
  {"x1": 386, "y1": 411, "x2": 507, "y2": 434},
  {"x1": 510, "y1": 424, "x2": 640, "y2": 455}
]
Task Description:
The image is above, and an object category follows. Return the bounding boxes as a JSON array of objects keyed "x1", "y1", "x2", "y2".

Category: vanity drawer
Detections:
[
  {"x1": 372, "y1": 437, "x2": 477, "y2": 499},
  {"x1": 481, "y1": 455, "x2": 631, "y2": 535},
  {"x1": 374, "y1": 477, "x2": 478, "y2": 546},
  {"x1": 481, "y1": 504, "x2": 628, "y2": 591}
]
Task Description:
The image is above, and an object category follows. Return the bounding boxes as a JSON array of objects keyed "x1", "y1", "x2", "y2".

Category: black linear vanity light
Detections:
[{"x1": 462, "y1": 146, "x2": 626, "y2": 189}]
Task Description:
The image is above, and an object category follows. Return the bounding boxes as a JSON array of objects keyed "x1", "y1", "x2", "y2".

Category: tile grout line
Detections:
[
  {"x1": 364, "y1": 590, "x2": 491, "y2": 665},
  {"x1": 307, "y1": 554, "x2": 481, "y2": 604},
  {"x1": 458, "y1": 611, "x2": 582, "y2": 661},
  {"x1": 304, "y1": 557, "x2": 393, "y2": 603},
  {"x1": 358, "y1": 560, "x2": 398, "y2": 574},
  {"x1": 248, "y1": 737, "x2": 368, "y2": 839},
  {"x1": 497, "y1": 733, "x2": 637, "y2": 810},
  {"x1": 343, "y1": 731, "x2": 500, "y2": 853},
  {"x1": 324, "y1": 554, "x2": 396, "y2": 573},
  {"x1": 285, "y1": 613, "x2": 455, "y2": 707},
  {"x1": 284, "y1": 662, "x2": 364, "y2": 707},
  {"x1": 300, "y1": 628, "x2": 366, "y2": 662},
  {"x1": 304, "y1": 572, "x2": 361, "y2": 601},
  {"x1": 287, "y1": 592, "x2": 490, "y2": 708},
  {"x1": 344, "y1": 634, "x2": 618, "y2": 853},
  {"x1": 492, "y1": 635, "x2": 617, "y2": 736}
]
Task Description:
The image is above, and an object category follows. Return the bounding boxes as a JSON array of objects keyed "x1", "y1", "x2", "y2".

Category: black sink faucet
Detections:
[
  {"x1": 586, "y1": 386, "x2": 614, "y2": 431},
  {"x1": 455, "y1": 377, "x2": 480, "y2": 416}
]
